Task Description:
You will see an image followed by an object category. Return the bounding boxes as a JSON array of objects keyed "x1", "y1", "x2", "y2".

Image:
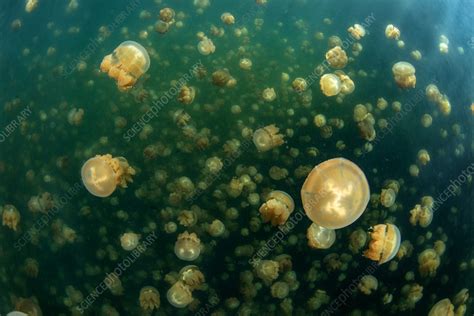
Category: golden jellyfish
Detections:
[
  {"x1": 239, "y1": 58, "x2": 252, "y2": 70},
  {"x1": 177, "y1": 85, "x2": 196, "y2": 105},
  {"x1": 428, "y1": 298, "x2": 454, "y2": 316},
  {"x1": 313, "y1": 114, "x2": 326, "y2": 128},
  {"x1": 155, "y1": 21, "x2": 170, "y2": 34},
  {"x1": 418, "y1": 249, "x2": 440, "y2": 277},
  {"x1": 13, "y1": 297, "x2": 42, "y2": 316},
  {"x1": 2, "y1": 204, "x2": 21, "y2": 231},
  {"x1": 301, "y1": 158, "x2": 370, "y2": 229},
  {"x1": 174, "y1": 231, "x2": 201, "y2": 261},
  {"x1": 262, "y1": 88, "x2": 277, "y2": 102},
  {"x1": 120, "y1": 232, "x2": 140, "y2": 251},
  {"x1": 335, "y1": 72, "x2": 355, "y2": 95},
  {"x1": 179, "y1": 265, "x2": 205, "y2": 290},
  {"x1": 409, "y1": 164, "x2": 420, "y2": 177},
  {"x1": 255, "y1": 260, "x2": 280, "y2": 285},
  {"x1": 306, "y1": 223, "x2": 336, "y2": 249},
  {"x1": 409, "y1": 204, "x2": 433, "y2": 228},
  {"x1": 100, "y1": 41, "x2": 150, "y2": 91},
  {"x1": 411, "y1": 50, "x2": 422, "y2": 61},
  {"x1": 347, "y1": 24, "x2": 366, "y2": 40},
  {"x1": 325, "y1": 46, "x2": 348, "y2": 69},
  {"x1": 259, "y1": 190, "x2": 295, "y2": 226},
  {"x1": 328, "y1": 35, "x2": 342, "y2": 48},
  {"x1": 252, "y1": 124, "x2": 285, "y2": 152},
  {"x1": 417, "y1": 149, "x2": 430, "y2": 165},
  {"x1": 349, "y1": 228, "x2": 367, "y2": 253},
  {"x1": 197, "y1": 36, "x2": 215, "y2": 55},
  {"x1": 358, "y1": 275, "x2": 378, "y2": 295},
  {"x1": 421, "y1": 114, "x2": 433, "y2": 128},
  {"x1": 439, "y1": 35, "x2": 449, "y2": 54},
  {"x1": 221, "y1": 12, "x2": 235, "y2": 25},
  {"x1": 159, "y1": 7, "x2": 175, "y2": 23},
  {"x1": 167, "y1": 281, "x2": 193, "y2": 308},
  {"x1": 139, "y1": 286, "x2": 160, "y2": 311},
  {"x1": 385, "y1": 24, "x2": 400, "y2": 40},
  {"x1": 292, "y1": 77, "x2": 308, "y2": 93},
  {"x1": 363, "y1": 223, "x2": 401, "y2": 264},
  {"x1": 25, "y1": 0, "x2": 39, "y2": 13},
  {"x1": 81, "y1": 154, "x2": 136, "y2": 197},
  {"x1": 392, "y1": 61, "x2": 416, "y2": 89},
  {"x1": 380, "y1": 188, "x2": 396, "y2": 208},
  {"x1": 320, "y1": 74, "x2": 341, "y2": 97}
]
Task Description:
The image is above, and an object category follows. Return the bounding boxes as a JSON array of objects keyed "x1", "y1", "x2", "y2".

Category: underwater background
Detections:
[{"x1": 0, "y1": 0, "x2": 473, "y2": 315}]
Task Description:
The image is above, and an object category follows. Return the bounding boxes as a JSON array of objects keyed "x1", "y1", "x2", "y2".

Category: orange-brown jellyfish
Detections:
[
  {"x1": 320, "y1": 74, "x2": 342, "y2": 96},
  {"x1": 363, "y1": 223, "x2": 401, "y2": 264},
  {"x1": 81, "y1": 154, "x2": 136, "y2": 197},
  {"x1": 259, "y1": 190, "x2": 295, "y2": 226},
  {"x1": 100, "y1": 41, "x2": 150, "y2": 91},
  {"x1": 392, "y1": 61, "x2": 416, "y2": 89},
  {"x1": 301, "y1": 158, "x2": 370, "y2": 229},
  {"x1": 252, "y1": 124, "x2": 285, "y2": 152},
  {"x1": 306, "y1": 223, "x2": 336, "y2": 249}
]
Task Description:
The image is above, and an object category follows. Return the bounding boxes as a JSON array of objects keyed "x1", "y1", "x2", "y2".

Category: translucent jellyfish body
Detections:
[
  {"x1": 100, "y1": 41, "x2": 150, "y2": 91},
  {"x1": 306, "y1": 223, "x2": 336, "y2": 249},
  {"x1": 418, "y1": 249, "x2": 440, "y2": 277},
  {"x1": 139, "y1": 286, "x2": 160, "y2": 311},
  {"x1": 259, "y1": 190, "x2": 295, "y2": 226},
  {"x1": 197, "y1": 36, "x2": 215, "y2": 55},
  {"x1": 320, "y1": 74, "x2": 341, "y2": 96},
  {"x1": 174, "y1": 231, "x2": 201, "y2": 261},
  {"x1": 363, "y1": 223, "x2": 401, "y2": 264},
  {"x1": 392, "y1": 62, "x2": 416, "y2": 89},
  {"x1": 167, "y1": 281, "x2": 193, "y2": 308},
  {"x1": 81, "y1": 154, "x2": 136, "y2": 197},
  {"x1": 120, "y1": 232, "x2": 140, "y2": 251},
  {"x1": 2, "y1": 204, "x2": 21, "y2": 231},
  {"x1": 428, "y1": 298, "x2": 454, "y2": 316},
  {"x1": 262, "y1": 88, "x2": 277, "y2": 102},
  {"x1": 385, "y1": 24, "x2": 400, "y2": 40},
  {"x1": 325, "y1": 46, "x2": 348, "y2": 69},
  {"x1": 348, "y1": 24, "x2": 366, "y2": 40},
  {"x1": 252, "y1": 124, "x2": 284, "y2": 152},
  {"x1": 301, "y1": 158, "x2": 370, "y2": 229}
]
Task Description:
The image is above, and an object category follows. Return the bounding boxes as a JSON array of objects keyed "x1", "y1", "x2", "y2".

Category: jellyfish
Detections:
[
  {"x1": 174, "y1": 231, "x2": 201, "y2": 261},
  {"x1": 292, "y1": 77, "x2": 308, "y2": 93},
  {"x1": 259, "y1": 190, "x2": 295, "y2": 226},
  {"x1": 179, "y1": 265, "x2": 205, "y2": 290},
  {"x1": 81, "y1": 154, "x2": 136, "y2": 197},
  {"x1": 239, "y1": 58, "x2": 252, "y2": 70},
  {"x1": 325, "y1": 46, "x2": 348, "y2": 69},
  {"x1": 392, "y1": 62, "x2": 416, "y2": 89},
  {"x1": 301, "y1": 158, "x2": 370, "y2": 229},
  {"x1": 428, "y1": 298, "x2": 454, "y2": 316},
  {"x1": 385, "y1": 24, "x2": 400, "y2": 40},
  {"x1": 120, "y1": 232, "x2": 140, "y2": 251},
  {"x1": 262, "y1": 88, "x2": 277, "y2": 102},
  {"x1": 320, "y1": 74, "x2": 341, "y2": 96},
  {"x1": 363, "y1": 223, "x2": 401, "y2": 264},
  {"x1": 306, "y1": 223, "x2": 336, "y2": 249},
  {"x1": 13, "y1": 297, "x2": 42, "y2": 316},
  {"x1": 358, "y1": 275, "x2": 378, "y2": 295},
  {"x1": 380, "y1": 188, "x2": 396, "y2": 208},
  {"x1": 349, "y1": 228, "x2": 367, "y2": 253},
  {"x1": 255, "y1": 260, "x2": 279, "y2": 285},
  {"x1": 347, "y1": 24, "x2": 366, "y2": 40},
  {"x1": 418, "y1": 249, "x2": 440, "y2": 277},
  {"x1": 221, "y1": 12, "x2": 235, "y2": 25},
  {"x1": 139, "y1": 286, "x2": 160, "y2": 311},
  {"x1": 177, "y1": 85, "x2": 196, "y2": 105},
  {"x1": 167, "y1": 281, "x2": 193, "y2": 308},
  {"x1": 417, "y1": 149, "x2": 430, "y2": 165},
  {"x1": 252, "y1": 124, "x2": 285, "y2": 152},
  {"x1": 197, "y1": 36, "x2": 215, "y2": 55},
  {"x1": 25, "y1": 0, "x2": 39, "y2": 13},
  {"x1": 159, "y1": 7, "x2": 175, "y2": 23},
  {"x1": 100, "y1": 41, "x2": 150, "y2": 91},
  {"x1": 2, "y1": 204, "x2": 21, "y2": 231}
]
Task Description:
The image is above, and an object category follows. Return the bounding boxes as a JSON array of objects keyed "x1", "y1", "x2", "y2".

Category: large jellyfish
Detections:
[
  {"x1": 100, "y1": 41, "x2": 150, "y2": 91},
  {"x1": 301, "y1": 158, "x2": 370, "y2": 229}
]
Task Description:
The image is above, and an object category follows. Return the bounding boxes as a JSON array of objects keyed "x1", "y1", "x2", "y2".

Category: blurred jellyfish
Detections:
[
  {"x1": 2, "y1": 204, "x2": 21, "y2": 231},
  {"x1": 301, "y1": 158, "x2": 370, "y2": 229},
  {"x1": 25, "y1": 0, "x2": 39, "y2": 13},
  {"x1": 385, "y1": 24, "x2": 400, "y2": 40},
  {"x1": 347, "y1": 24, "x2": 366, "y2": 40},
  {"x1": 197, "y1": 36, "x2": 216, "y2": 55},
  {"x1": 428, "y1": 298, "x2": 454, "y2": 316},
  {"x1": 392, "y1": 62, "x2": 416, "y2": 89},
  {"x1": 81, "y1": 154, "x2": 136, "y2": 197},
  {"x1": 167, "y1": 281, "x2": 193, "y2": 308},
  {"x1": 363, "y1": 223, "x2": 401, "y2": 264},
  {"x1": 358, "y1": 275, "x2": 378, "y2": 295},
  {"x1": 262, "y1": 88, "x2": 277, "y2": 102},
  {"x1": 325, "y1": 46, "x2": 348, "y2": 69},
  {"x1": 139, "y1": 286, "x2": 160, "y2": 311},
  {"x1": 174, "y1": 231, "x2": 201, "y2": 261},
  {"x1": 306, "y1": 223, "x2": 336, "y2": 249},
  {"x1": 120, "y1": 232, "x2": 140, "y2": 251},
  {"x1": 100, "y1": 41, "x2": 150, "y2": 91}
]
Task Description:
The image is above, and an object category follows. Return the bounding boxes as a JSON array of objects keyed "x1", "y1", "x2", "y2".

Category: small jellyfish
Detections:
[
  {"x1": 81, "y1": 154, "x2": 136, "y2": 197},
  {"x1": 197, "y1": 36, "x2": 215, "y2": 55},
  {"x1": 358, "y1": 275, "x2": 378, "y2": 295},
  {"x1": 325, "y1": 46, "x2": 348, "y2": 69},
  {"x1": 139, "y1": 286, "x2": 160, "y2": 311},
  {"x1": 239, "y1": 58, "x2": 252, "y2": 70},
  {"x1": 252, "y1": 124, "x2": 285, "y2": 152},
  {"x1": 380, "y1": 188, "x2": 396, "y2": 208},
  {"x1": 417, "y1": 149, "x2": 430, "y2": 165},
  {"x1": 418, "y1": 249, "x2": 440, "y2": 277},
  {"x1": 159, "y1": 7, "x2": 175, "y2": 23},
  {"x1": 392, "y1": 61, "x2": 416, "y2": 89},
  {"x1": 25, "y1": 0, "x2": 39, "y2": 13},
  {"x1": 259, "y1": 190, "x2": 295, "y2": 226},
  {"x1": 120, "y1": 232, "x2": 140, "y2": 251},
  {"x1": 177, "y1": 85, "x2": 196, "y2": 105},
  {"x1": 167, "y1": 281, "x2": 193, "y2": 308},
  {"x1": 262, "y1": 88, "x2": 277, "y2": 102},
  {"x1": 179, "y1": 265, "x2": 205, "y2": 290},
  {"x1": 174, "y1": 231, "x2": 201, "y2": 261},
  {"x1": 363, "y1": 223, "x2": 401, "y2": 265},
  {"x1": 347, "y1": 24, "x2": 366, "y2": 40},
  {"x1": 301, "y1": 158, "x2": 370, "y2": 229},
  {"x1": 428, "y1": 298, "x2": 454, "y2": 316},
  {"x1": 100, "y1": 41, "x2": 150, "y2": 91},
  {"x1": 385, "y1": 24, "x2": 400, "y2": 40},
  {"x1": 306, "y1": 223, "x2": 336, "y2": 249},
  {"x1": 2, "y1": 204, "x2": 21, "y2": 231},
  {"x1": 292, "y1": 77, "x2": 308, "y2": 93},
  {"x1": 320, "y1": 74, "x2": 341, "y2": 96},
  {"x1": 221, "y1": 12, "x2": 235, "y2": 25}
]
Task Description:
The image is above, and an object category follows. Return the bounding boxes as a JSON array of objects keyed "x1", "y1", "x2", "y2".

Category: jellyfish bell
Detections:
[
  {"x1": 320, "y1": 74, "x2": 341, "y2": 96},
  {"x1": 301, "y1": 158, "x2": 370, "y2": 229},
  {"x1": 306, "y1": 223, "x2": 336, "y2": 249},
  {"x1": 392, "y1": 61, "x2": 416, "y2": 89},
  {"x1": 81, "y1": 156, "x2": 117, "y2": 197},
  {"x1": 100, "y1": 41, "x2": 150, "y2": 91},
  {"x1": 167, "y1": 281, "x2": 193, "y2": 308},
  {"x1": 363, "y1": 223, "x2": 401, "y2": 265},
  {"x1": 428, "y1": 298, "x2": 454, "y2": 316}
]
